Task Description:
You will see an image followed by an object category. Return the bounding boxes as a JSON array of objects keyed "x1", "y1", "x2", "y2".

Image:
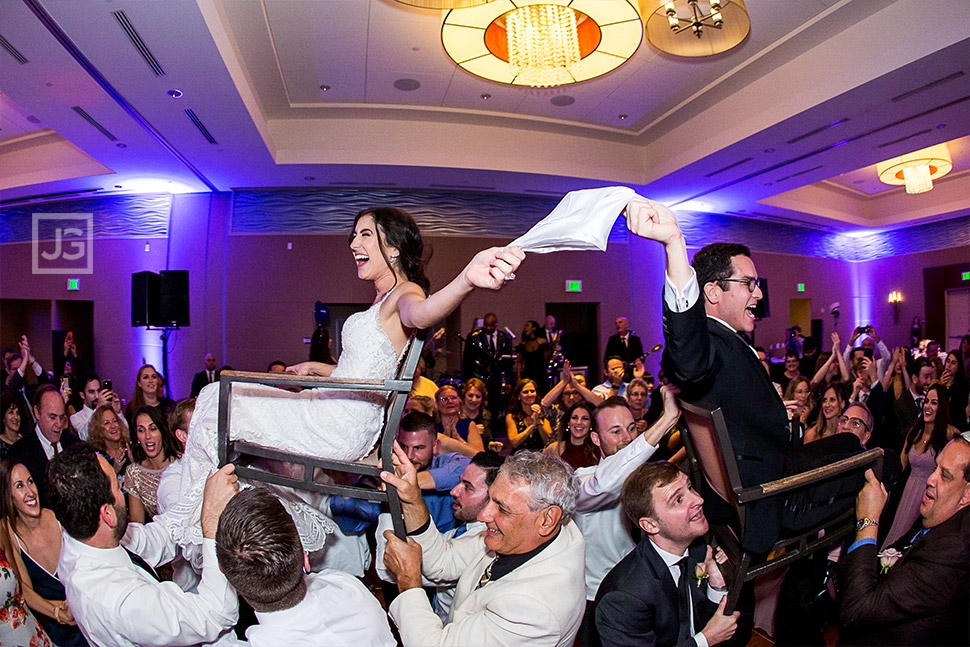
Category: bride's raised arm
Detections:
[{"x1": 398, "y1": 246, "x2": 525, "y2": 331}]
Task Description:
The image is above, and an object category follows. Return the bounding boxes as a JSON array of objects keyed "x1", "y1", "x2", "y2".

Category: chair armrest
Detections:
[{"x1": 736, "y1": 448, "x2": 883, "y2": 504}]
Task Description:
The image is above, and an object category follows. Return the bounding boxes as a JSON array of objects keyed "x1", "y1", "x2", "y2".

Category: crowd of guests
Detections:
[{"x1": 1, "y1": 278, "x2": 968, "y2": 645}]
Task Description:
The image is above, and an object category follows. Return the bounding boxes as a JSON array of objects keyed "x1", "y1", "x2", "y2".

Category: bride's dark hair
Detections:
[{"x1": 352, "y1": 207, "x2": 431, "y2": 295}]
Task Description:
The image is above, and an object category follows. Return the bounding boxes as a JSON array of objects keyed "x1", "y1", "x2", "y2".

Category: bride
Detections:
[{"x1": 161, "y1": 206, "x2": 524, "y2": 555}]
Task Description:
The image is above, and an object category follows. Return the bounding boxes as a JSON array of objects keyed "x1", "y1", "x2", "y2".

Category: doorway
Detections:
[{"x1": 546, "y1": 302, "x2": 599, "y2": 382}]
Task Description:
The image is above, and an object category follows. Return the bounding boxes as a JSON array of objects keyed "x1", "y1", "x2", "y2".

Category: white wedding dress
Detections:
[{"x1": 161, "y1": 293, "x2": 403, "y2": 556}]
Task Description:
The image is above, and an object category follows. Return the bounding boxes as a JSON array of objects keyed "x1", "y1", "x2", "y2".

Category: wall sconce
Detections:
[{"x1": 888, "y1": 291, "x2": 902, "y2": 323}]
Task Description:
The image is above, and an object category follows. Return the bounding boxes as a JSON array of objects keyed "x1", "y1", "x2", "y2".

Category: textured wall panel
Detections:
[
  {"x1": 231, "y1": 188, "x2": 630, "y2": 243},
  {"x1": 0, "y1": 194, "x2": 172, "y2": 243}
]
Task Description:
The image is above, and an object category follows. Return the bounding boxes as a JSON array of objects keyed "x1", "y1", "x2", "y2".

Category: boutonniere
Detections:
[
  {"x1": 877, "y1": 548, "x2": 902, "y2": 574},
  {"x1": 693, "y1": 563, "x2": 709, "y2": 588}
]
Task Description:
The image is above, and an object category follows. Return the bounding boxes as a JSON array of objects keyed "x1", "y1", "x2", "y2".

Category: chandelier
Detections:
[
  {"x1": 876, "y1": 143, "x2": 953, "y2": 195},
  {"x1": 441, "y1": 0, "x2": 643, "y2": 87},
  {"x1": 507, "y1": 5, "x2": 580, "y2": 87},
  {"x1": 642, "y1": 0, "x2": 750, "y2": 57}
]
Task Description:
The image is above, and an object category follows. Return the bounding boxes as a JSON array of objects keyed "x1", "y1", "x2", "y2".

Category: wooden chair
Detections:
[
  {"x1": 676, "y1": 398, "x2": 883, "y2": 614},
  {"x1": 216, "y1": 329, "x2": 427, "y2": 540}
]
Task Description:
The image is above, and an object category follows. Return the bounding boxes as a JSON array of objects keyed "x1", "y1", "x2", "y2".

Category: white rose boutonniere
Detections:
[{"x1": 877, "y1": 548, "x2": 902, "y2": 574}]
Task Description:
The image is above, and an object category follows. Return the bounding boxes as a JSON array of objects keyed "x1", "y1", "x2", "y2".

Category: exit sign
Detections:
[
  {"x1": 797, "y1": 283, "x2": 805, "y2": 292},
  {"x1": 67, "y1": 278, "x2": 80, "y2": 290},
  {"x1": 963, "y1": 271, "x2": 969, "y2": 281},
  {"x1": 565, "y1": 280, "x2": 583, "y2": 293}
]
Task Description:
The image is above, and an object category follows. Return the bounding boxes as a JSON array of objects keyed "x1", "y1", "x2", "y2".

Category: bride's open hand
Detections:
[{"x1": 462, "y1": 246, "x2": 525, "y2": 290}]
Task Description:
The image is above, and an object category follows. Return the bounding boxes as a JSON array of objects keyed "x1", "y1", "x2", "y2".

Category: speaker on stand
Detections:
[{"x1": 131, "y1": 270, "x2": 190, "y2": 398}]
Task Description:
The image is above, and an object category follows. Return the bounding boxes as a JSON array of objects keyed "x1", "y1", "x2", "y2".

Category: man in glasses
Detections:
[
  {"x1": 775, "y1": 403, "x2": 901, "y2": 644},
  {"x1": 624, "y1": 198, "x2": 789, "y2": 557}
]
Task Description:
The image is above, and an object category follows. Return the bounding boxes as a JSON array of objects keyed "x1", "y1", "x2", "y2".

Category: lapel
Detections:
[{"x1": 638, "y1": 538, "x2": 679, "y2": 611}]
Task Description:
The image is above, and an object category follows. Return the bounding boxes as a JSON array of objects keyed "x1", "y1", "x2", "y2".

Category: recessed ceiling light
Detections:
[
  {"x1": 550, "y1": 95, "x2": 574, "y2": 107},
  {"x1": 319, "y1": 84, "x2": 331, "y2": 92},
  {"x1": 305, "y1": 176, "x2": 315, "y2": 181},
  {"x1": 481, "y1": 93, "x2": 491, "y2": 100},
  {"x1": 764, "y1": 181, "x2": 773, "y2": 186},
  {"x1": 393, "y1": 78, "x2": 421, "y2": 91},
  {"x1": 853, "y1": 179, "x2": 865, "y2": 184},
  {"x1": 116, "y1": 143, "x2": 127, "y2": 148},
  {"x1": 937, "y1": 123, "x2": 945, "y2": 129},
  {"x1": 764, "y1": 148, "x2": 775, "y2": 153},
  {"x1": 114, "y1": 185, "x2": 122, "y2": 189},
  {"x1": 26, "y1": 115, "x2": 41, "y2": 124},
  {"x1": 167, "y1": 89, "x2": 183, "y2": 98},
  {"x1": 618, "y1": 114, "x2": 628, "y2": 120}
]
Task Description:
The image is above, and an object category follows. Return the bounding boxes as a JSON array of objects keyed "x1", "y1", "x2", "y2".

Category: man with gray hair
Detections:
[{"x1": 382, "y1": 446, "x2": 586, "y2": 646}]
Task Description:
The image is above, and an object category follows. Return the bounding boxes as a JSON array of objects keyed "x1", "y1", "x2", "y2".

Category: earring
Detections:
[{"x1": 390, "y1": 255, "x2": 399, "y2": 263}]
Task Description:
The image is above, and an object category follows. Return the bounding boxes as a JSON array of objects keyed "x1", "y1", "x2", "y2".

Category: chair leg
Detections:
[
  {"x1": 386, "y1": 483, "x2": 407, "y2": 540},
  {"x1": 725, "y1": 553, "x2": 751, "y2": 615}
]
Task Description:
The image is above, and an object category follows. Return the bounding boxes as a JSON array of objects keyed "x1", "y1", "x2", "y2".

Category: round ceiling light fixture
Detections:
[
  {"x1": 876, "y1": 143, "x2": 952, "y2": 195},
  {"x1": 441, "y1": 0, "x2": 643, "y2": 87},
  {"x1": 642, "y1": 0, "x2": 750, "y2": 57}
]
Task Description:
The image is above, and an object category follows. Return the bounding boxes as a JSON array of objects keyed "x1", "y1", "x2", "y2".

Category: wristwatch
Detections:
[{"x1": 856, "y1": 518, "x2": 879, "y2": 531}]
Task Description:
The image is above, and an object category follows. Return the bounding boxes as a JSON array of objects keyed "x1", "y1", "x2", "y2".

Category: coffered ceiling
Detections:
[{"x1": 1, "y1": 0, "x2": 968, "y2": 234}]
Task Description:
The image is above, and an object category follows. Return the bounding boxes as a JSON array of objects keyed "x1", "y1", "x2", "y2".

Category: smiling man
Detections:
[
  {"x1": 595, "y1": 462, "x2": 738, "y2": 647},
  {"x1": 839, "y1": 436, "x2": 970, "y2": 645},
  {"x1": 625, "y1": 198, "x2": 789, "y2": 555},
  {"x1": 381, "y1": 447, "x2": 585, "y2": 646}
]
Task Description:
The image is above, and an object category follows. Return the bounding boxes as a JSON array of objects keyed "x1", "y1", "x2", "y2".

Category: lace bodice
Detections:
[{"x1": 331, "y1": 295, "x2": 400, "y2": 380}]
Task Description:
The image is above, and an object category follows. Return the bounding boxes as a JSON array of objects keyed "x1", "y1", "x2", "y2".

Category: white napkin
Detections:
[{"x1": 510, "y1": 186, "x2": 636, "y2": 254}]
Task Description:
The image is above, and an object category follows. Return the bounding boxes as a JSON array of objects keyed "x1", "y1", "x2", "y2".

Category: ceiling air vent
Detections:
[
  {"x1": 428, "y1": 184, "x2": 496, "y2": 191},
  {"x1": 876, "y1": 128, "x2": 932, "y2": 149},
  {"x1": 786, "y1": 118, "x2": 849, "y2": 145},
  {"x1": 0, "y1": 33, "x2": 28, "y2": 64},
  {"x1": 184, "y1": 109, "x2": 217, "y2": 144},
  {"x1": 773, "y1": 165, "x2": 823, "y2": 183},
  {"x1": 705, "y1": 157, "x2": 753, "y2": 178},
  {"x1": 327, "y1": 182, "x2": 397, "y2": 187},
  {"x1": 113, "y1": 10, "x2": 165, "y2": 76},
  {"x1": 891, "y1": 71, "x2": 965, "y2": 103},
  {"x1": 71, "y1": 106, "x2": 118, "y2": 141}
]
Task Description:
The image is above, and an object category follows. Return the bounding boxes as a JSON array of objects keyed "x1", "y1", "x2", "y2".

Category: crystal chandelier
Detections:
[
  {"x1": 441, "y1": 1, "x2": 643, "y2": 87},
  {"x1": 506, "y1": 5, "x2": 580, "y2": 87},
  {"x1": 876, "y1": 143, "x2": 953, "y2": 195}
]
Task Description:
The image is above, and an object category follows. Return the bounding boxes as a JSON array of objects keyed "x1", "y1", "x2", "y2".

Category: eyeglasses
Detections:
[
  {"x1": 838, "y1": 416, "x2": 870, "y2": 432},
  {"x1": 438, "y1": 395, "x2": 460, "y2": 402},
  {"x1": 720, "y1": 277, "x2": 760, "y2": 293}
]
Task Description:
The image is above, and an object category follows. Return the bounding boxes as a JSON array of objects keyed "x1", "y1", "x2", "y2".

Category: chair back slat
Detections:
[{"x1": 679, "y1": 400, "x2": 741, "y2": 509}]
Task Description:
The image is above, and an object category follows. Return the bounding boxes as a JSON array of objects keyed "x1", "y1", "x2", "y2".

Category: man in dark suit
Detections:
[
  {"x1": 462, "y1": 313, "x2": 513, "y2": 427},
  {"x1": 11, "y1": 384, "x2": 82, "y2": 503},
  {"x1": 625, "y1": 198, "x2": 789, "y2": 554},
  {"x1": 190, "y1": 352, "x2": 219, "y2": 398},
  {"x1": 595, "y1": 461, "x2": 738, "y2": 647},
  {"x1": 604, "y1": 317, "x2": 644, "y2": 380},
  {"x1": 838, "y1": 436, "x2": 970, "y2": 645}
]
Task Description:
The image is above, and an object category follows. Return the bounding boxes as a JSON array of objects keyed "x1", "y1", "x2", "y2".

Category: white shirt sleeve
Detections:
[
  {"x1": 121, "y1": 521, "x2": 178, "y2": 568},
  {"x1": 574, "y1": 432, "x2": 658, "y2": 514},
  {"x1": 664, "y1": 268, "x2": 700, "y2": 313},
  {"x1": 115, "y1": 538, "x2": 238, "y2": 646}
]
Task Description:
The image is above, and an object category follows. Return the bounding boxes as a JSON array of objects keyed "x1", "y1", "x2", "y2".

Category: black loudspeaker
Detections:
[
  {"x1": 753, "y1": 277, "x2": 770, "y2": 319},
  {"x1": 159, "y1": 270, "x2": 190, "y2": 327},
  {"x1": 131, "y1": 271, "x2": 160, "y2": 327}
]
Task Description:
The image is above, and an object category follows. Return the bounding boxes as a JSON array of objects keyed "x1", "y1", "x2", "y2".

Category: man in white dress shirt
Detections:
[
  {"x1": 572, "y1": 389, "x2": 681, "y2": 644},
  {"x1": 215, "y1": 486, "x2": 395, "y2": 646},
  {"x1": 49, "y1": 444, "x2": 239, "y2": 647}
]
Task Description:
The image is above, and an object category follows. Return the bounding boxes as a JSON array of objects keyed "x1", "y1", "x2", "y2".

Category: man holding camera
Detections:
[{"x1": 842, "y1": 325, "x2": 891, "y2": 381}]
